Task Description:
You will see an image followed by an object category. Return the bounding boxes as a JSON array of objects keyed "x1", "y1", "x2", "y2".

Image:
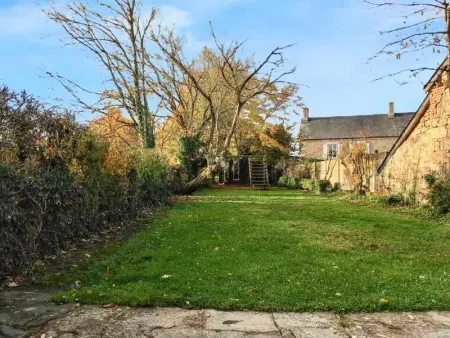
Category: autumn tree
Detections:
[
  {"x1": 46, "y1": 0, "x2": 159, "y2": 148},
  {"x1": 364, "y1": 0, "x2": 450, "y2": 80},
  {"x1": 89, "y1": 108, "x2": 140, "y2": 176},
  {"x1": 150, "y1": 26, "x2": 298, "y2": 191}
]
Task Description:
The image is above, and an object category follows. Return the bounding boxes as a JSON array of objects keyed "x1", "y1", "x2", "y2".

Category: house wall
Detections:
[
  {"x1": 378, "y1": 80, "x2": 450, "y2": 203},
  {"x1": 302, "y1": 137, "x2": 397, "y2": 159},
  {"x1": 314, "y1": 155, "x2": 384, "y2": 191}
]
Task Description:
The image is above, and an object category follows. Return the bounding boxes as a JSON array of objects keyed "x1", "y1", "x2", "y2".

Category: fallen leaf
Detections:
[
  {"x1": 161, "y1": 274, "x2": 172, "y2": 279},
  {"x1": 7, "y1": 282, "x2": 19, "y2": 288},
  {"x1": 335, "y1": 293, "x2": 342, "y2": 297},
  {"x1": 86, "y1": 290, "x2": 93, "y2": 295},
  {"x1": 214, "y1": 247, "x2": 219, "y2": 251},
  {"x1": 101, "y1": 270, "x2": 109, "y2": 276},
  {"x1": 102, "y1": 303, "x2": 116, "y2": 308},
  {"x1": 380, "y1": 298, "x2": 389, "y2": 303},
  {"x1": 85, "y1": 253, "x2": 91, "y2": 258},
  {"x1": 161, "y1": 323, "x2": 176, "y2": 329},
  {"x1": 163, "y1": 293, "x2": 169, "y2": 297},
  {"x1": 145, "y1": 300, "x2": 153, "y2": 307}
]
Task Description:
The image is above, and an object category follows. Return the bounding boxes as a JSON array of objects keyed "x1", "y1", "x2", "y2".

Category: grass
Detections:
[{"x1": 55, "y1": 189, "x2": 450, "y2": 313}]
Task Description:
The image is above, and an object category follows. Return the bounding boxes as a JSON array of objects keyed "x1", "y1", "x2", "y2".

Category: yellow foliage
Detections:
[
  {"x1": 258, "y1": 130, "x2": 289, "y2": 152},
  {"x1": 89, "y1": 109, "x2": 140, "y2": 176},
  {"x1": 155, "y1": 116, "x2": 183, "y2": 165}
]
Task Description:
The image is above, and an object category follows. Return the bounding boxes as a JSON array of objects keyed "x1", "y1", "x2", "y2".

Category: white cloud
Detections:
[
  {"x1": 0, "y1": 2, "x2": 54, "y2": 37},
  {"x1": 158, "y1": 5, "x2": 191, "y2": 29},
  {"x1": 0, "y1": 2, "x2": 191, "y2": 39}
]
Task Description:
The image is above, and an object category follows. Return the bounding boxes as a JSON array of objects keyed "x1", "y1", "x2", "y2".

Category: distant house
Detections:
[
  {"x1": 376, "y1": 61, "x2": 450, "y2": 203},
  {"x1": 299, "y1": 105, "x2": 414, "y2": 160}
]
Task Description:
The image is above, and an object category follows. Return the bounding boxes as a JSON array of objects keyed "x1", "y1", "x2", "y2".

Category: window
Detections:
[{"x1": 326, "y1": 144, "x2": 338, "y2": 159}]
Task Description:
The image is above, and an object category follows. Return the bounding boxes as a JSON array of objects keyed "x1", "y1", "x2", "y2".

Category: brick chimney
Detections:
[
  {"x1": 302, "y1": 107, "x2": 310, "y2": 123},
  {"x1": 388, "y1": 102, "x2": 395, "y2": 118}
]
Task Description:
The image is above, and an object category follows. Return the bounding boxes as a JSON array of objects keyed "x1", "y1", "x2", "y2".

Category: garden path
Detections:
[{"x1": 2, "y1": 286, "x2": 450, "y2": 338}]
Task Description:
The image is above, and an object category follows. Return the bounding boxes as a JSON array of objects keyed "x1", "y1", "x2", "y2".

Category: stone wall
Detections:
[
  {"x1": 302, "y1": 137, "x2": 397, "y2": 159},
  {"x1": 378, "y1": 80, "x2": 450, "y2": 203},
  {"x1": 314, "y1": 155, "x2": 384, "y2": 191}
]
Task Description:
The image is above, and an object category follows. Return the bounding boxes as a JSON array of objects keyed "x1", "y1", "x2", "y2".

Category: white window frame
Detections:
[{"x1": 324, "y1": 143, "x2": 339, "y2": 159}]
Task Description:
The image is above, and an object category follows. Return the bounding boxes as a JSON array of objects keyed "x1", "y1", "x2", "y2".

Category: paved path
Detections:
[{"x1": 3, "y1": 288, "x2": 450, "y2": 337}]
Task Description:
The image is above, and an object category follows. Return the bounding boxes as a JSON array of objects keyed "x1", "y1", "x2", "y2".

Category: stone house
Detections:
[
  {"x1": 299, "y1": 106, "x2": 414, "y2": 160},
  {"x1": 298, "y1": 106, "x2": 414, "y2": 190},
  {"x1": 376, "y1": 63, "x2": 450, "y2": 203}
]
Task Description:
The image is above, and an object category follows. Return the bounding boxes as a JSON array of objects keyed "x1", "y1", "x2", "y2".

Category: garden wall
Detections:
[
  {"x1": 313, "y1": 155, "x2": 384, "y2": 192},
  {"x1": 377, "y1": 77, "x2": 450, "y2": 203}
]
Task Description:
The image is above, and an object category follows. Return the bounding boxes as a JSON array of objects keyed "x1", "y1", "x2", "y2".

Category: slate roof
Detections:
[{"x1": 300, "y1": 113, "x2": 415, "y2": 140}]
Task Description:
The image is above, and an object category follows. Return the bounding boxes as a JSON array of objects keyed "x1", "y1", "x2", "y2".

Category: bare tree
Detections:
[
  {"x1": 364, "y1": 0, "x2": 450, "y2": 81},
  {"x1": 45, "y1": 0, "x2": 158, "y2": 148}
]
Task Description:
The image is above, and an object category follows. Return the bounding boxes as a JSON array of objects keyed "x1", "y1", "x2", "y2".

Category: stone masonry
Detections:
[{"x1": 378, "y1": 76, "x2": 450, "y2": 203}]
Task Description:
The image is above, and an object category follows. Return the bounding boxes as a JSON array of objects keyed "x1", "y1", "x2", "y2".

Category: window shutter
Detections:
[
  {"x1": 323, "y1": 144, "x2": 328, "y2": 159},
  {"x1": 337, "y1": 143, "x2": 342, "y2": 156},
  {"x1": 366, "y1": 143, "x2": 371, "y2": 154}
]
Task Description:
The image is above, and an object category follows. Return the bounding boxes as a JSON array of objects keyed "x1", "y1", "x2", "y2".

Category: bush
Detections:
[
  {"x1": 424, "y1": 174, "x2": 436, "y2": 187},
  {"x1": 286, "y1": 177, "x2": 299, "y2": 189},
  {"x1": 0, "y1": 86, "x2": 180, "y2": 278},
  {"x1": 300, "y1": 178, "x2": 314, "y2": 191},
  {"x1": 386, "y1": 193, "x2": 405, "y2": 206},
  {"x1": 278, "y1": 176, "x2": 288, "y2": 188},
  {"x1": 316, "y1": 179, "x2": 331, "y2": 193},
  {"x1": 427, "y1": 176, "x2": 450, "y2": 214}
]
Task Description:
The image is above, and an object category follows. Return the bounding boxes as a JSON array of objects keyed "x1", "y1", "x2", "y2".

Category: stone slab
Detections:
[
  {"x1": 273, "y1": 312, "x2": 339, "y2": 329},
  {"x1": 205, "y1": 310, "x2": 278, "y2": 333}
]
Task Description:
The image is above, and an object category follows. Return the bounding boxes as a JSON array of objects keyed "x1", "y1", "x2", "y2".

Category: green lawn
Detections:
[{"x1": 56, "y1": 189, "x2": 450, "y2": 313}]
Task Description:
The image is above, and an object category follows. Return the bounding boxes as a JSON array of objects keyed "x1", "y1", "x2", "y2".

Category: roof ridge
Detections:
[{"x1": 308, "y1": 112, "x2": 415, "y2": 120}]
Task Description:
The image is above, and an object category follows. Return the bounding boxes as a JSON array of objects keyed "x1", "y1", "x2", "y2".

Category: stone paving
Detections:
[{"x1": 3, "y1": 288, "x2": 450, "y2": 337}]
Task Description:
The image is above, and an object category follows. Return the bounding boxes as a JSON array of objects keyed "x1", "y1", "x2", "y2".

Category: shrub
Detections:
[
  {"x1": 286, "y1": 177, "x2": 299, "y2": 189},
  {"x1": 300, "y1": 178, "x2": 314, "y2": 191},
  {"x1": 424, "y1": 174, "x2": 436, "y2": 187},
  {"x1": 386, "y1": 193, "x2": 405, "y2": 206},
  {"x1": 278, "y1": 176, "x2": 288, "y2": 188},
  {"x1": 427, "y1": 176, "x2": 450, "y2": 214},
  {"x1": 0, "y1": 86, "x2": 180, "y2": 279},
  {"x1": 316, "y1": 179, "x2": 331, "y2": 193}
]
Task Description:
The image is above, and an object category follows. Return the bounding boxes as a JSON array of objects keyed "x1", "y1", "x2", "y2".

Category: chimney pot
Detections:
[
  {"x1": 388, "y1": 102, "x2": 395, "y2": 118},
  {"x1": 302, "y1": 107, "x2": 310, "y2": 122}
]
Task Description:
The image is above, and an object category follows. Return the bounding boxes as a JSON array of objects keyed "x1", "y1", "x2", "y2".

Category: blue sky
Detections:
[{"x1": 0, "y1": 0, "x2": 444, "y2": 124}]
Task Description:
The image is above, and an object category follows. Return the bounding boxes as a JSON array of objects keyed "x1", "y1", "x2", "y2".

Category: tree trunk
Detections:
[{"x1": 181, "y1": 161, "x2": 218, "y2": 194}]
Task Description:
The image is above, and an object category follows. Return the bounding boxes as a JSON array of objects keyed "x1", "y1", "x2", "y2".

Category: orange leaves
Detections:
[
  {"x1": 258, "y1": 130, "x2": 289, "y2": 152},
  {"x1": 89, "y1": 109, "x2": 140, "y2": 176}
]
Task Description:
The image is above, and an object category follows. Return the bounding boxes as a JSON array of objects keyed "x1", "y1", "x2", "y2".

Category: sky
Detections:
[{"x1": 0, "y1": 0, "x2": 444, "y2": 125}]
